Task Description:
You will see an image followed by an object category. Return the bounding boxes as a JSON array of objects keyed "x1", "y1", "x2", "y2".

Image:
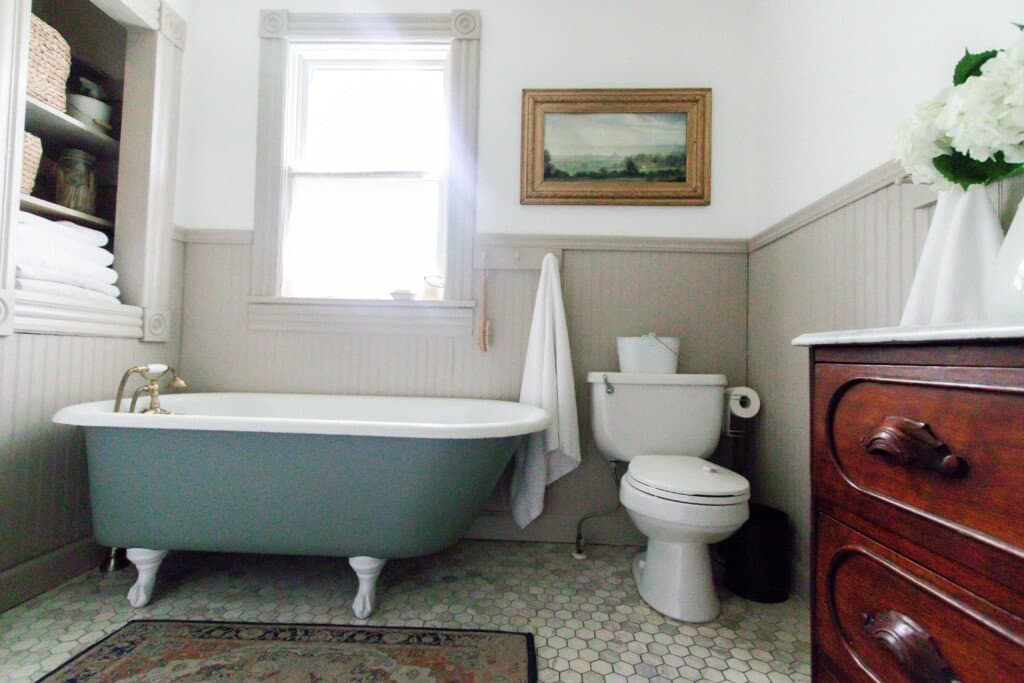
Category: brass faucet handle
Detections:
[
  {"x1": 115, "y1": 364, "x2": 185, "y2": 413},
  {"x1": 143, "y1": 364, "x2": 169, "y2": 380}
]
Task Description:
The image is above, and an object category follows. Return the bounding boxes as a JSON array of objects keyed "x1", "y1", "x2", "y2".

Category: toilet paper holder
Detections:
[{"x1": 724, "y1": 386, "x2": 761, "y2": 437}]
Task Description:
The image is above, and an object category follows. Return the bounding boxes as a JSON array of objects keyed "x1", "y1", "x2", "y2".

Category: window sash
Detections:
[
  {"x1": 282, "y1": 174, "x2": 443, "y2": 299},
  {"x1": 288, "y1": 43, "x2": 448, "y2": 174}
]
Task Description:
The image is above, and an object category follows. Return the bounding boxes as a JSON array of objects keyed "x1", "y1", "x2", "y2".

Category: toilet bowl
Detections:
[
  {"x1": 621, "y1": 455, "x2": 749, "y2": 622},
  {"x1": 587, "y1": 372, "x2": 751, "y2": 622}
]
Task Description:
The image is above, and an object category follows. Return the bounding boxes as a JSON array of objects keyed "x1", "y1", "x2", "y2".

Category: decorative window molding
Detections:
[
  {"x1": 142, "y1": 307, "x2": 170, "y2": 341},
  {"x1": 250, "y1": 9, "x2": 481, "y2": 334}
]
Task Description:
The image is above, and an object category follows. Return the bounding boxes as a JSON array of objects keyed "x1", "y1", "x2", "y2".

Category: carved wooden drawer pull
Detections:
[
  {"x1": 862, "y1": 610, "x2": 958, "y2": 683},
  {"x1": 861, "y1": 416, "x2": 967, "y2": 477}
]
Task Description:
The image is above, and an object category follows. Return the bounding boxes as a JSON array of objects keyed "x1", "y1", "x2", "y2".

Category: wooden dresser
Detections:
[{"x1": 808, "y1": 340, "x2": 1024, "y2": 682}]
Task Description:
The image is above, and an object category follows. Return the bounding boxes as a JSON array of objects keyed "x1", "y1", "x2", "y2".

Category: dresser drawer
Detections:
[
  {"x1": 815, "y1": 514, "x2": 1024, "y2": 683},
  {"x1": 813, "y1": 362, "x2": 1024, "y2": 594}
]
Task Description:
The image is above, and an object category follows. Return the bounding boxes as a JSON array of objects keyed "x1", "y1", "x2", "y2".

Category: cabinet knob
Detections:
[
  {"x1": 861, "y1": 416, "x2": 967, "y2": 477},
  {"x1": 862, "y1": 610, "x2": 957, "y2": 683}
]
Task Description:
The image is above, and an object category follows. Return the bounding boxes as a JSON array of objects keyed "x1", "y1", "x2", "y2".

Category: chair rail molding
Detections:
[
  {"x1": 474, "y1": 232, "x2": 747, "y2": 271},
  {"x1": 748, "y1": 160, "x2": 909, "y2": 252}
]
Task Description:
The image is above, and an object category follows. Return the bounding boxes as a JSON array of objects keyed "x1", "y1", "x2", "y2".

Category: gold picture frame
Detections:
[{"x1": 520, "y1": 88, "x2": 711, "y2": 206}]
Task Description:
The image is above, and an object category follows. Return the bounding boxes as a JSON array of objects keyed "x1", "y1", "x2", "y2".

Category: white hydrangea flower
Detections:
[
  {"x1": 978, "y1": 32, "x2": 1024, "y2": 163},
  {"x1": 937, "y1": 74, "x2": 1008, "y2": 162},
  {"x1": 895, "y1": 87, "x2": 956, "y2": 188},
  {"x1": 895, "y1": 31, "x2": 1024, "y2": 187}
]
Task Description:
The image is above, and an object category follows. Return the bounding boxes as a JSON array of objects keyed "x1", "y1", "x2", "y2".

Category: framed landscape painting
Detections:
[{"x1": 520, "y1": 89, "x2": 711, "y2": 205}]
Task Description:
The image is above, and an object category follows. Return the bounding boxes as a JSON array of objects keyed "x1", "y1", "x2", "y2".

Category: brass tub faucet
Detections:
[{"x1": 114, "y1": 364, "x2": 187, "y2": 414}]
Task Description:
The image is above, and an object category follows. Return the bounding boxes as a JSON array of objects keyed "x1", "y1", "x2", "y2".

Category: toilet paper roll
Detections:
[{"x1": 725, "y1": 386, "x2": 761, "y2": 419}]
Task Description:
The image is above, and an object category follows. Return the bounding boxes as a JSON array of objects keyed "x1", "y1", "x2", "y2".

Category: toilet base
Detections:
[{"x1": 632, "y1": 539, "x2": 720, "y2": 623}]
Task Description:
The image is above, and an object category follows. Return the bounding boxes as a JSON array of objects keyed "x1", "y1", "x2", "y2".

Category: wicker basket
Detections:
[
  {"x1": 21, "y1": 132, "x2": 42, "y2": 195},
  {"x1": 27, "y1": 14, "x2": 71, "y2": 111}
]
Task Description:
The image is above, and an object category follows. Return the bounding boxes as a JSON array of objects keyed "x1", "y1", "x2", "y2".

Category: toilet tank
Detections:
[{"x1": 587, "y1": 372, "x2": 726, "y2": 462}]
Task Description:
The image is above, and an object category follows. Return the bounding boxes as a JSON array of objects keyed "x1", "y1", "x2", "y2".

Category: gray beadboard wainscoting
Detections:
[
  {"x1": 0, "y1": 246, "x2": 184, "y2": 612},
  {"x1": 5, "y1": 164, "x2": 1022, "y2": 612},
  {"x1": 178, "y1": 238, "x2": 749, "y2": 548},
  {"x1": 747, "y1": 167, "x2": 1024, "y2": 594}
]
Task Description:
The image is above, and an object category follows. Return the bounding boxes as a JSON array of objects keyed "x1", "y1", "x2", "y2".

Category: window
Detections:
[
  {"x1": 283, "y1": 43, "x2": 447, "y2": 299},
  {"x1": 251, "y1": 10, "x2": 481, "y2": 333}
]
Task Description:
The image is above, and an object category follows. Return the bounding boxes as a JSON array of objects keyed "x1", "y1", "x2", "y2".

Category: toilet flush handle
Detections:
[{"x1": 603, "y1": 374, "x2": 615, "y2": 395}]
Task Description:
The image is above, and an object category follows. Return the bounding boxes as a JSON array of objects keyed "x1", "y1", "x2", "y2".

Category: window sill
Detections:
[
  {"x1": 14, "y1": 292, "x2": 144, "y2": 338},
  {"x1": 247, "y1": 296, "x2": 476, "y2": 336}
]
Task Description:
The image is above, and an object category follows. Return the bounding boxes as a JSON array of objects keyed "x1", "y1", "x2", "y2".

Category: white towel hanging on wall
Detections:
[{"x1": 511, "y1": 252, "x2": 581, "y2": 528}]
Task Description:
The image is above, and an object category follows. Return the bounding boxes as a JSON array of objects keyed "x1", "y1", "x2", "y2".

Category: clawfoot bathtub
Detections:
[{"x1": 54, "y1": 393, "x2": 549, "y2": 617}]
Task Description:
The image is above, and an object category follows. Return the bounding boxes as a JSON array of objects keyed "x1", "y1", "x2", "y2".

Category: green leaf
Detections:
[
  {"x1": 953, "y1": 48, "x2": 998, "y2": 84},
  {"x1": 1014, "y1": 22, "x2": 1024, "y2": 30},
  {"x1": 933, "y1": 151, "x2": 1024, "y2": 189}
]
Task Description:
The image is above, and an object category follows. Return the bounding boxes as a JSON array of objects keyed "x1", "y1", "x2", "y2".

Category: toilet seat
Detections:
[{"x1": 626, "y1": 455, "x2": 750, "y2": 506}]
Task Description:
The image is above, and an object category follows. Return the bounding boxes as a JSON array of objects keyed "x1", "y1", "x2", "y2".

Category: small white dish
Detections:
[
  {"x1": 67, "y1": 94, "x2": 113, "y2": 134},
  {"x1": 390, "y1": 290, "x2": 415, "y2": 300}
]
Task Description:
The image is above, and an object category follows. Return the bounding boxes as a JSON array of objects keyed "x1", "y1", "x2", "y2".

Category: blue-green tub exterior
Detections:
[{"x1": 84, "y1": 427, "x2": 519, "y2": 559}]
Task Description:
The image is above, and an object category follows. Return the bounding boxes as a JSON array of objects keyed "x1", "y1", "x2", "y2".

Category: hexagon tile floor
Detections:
[{"x1": 0, "y1": 541, "x2": 810, "y2": 682}]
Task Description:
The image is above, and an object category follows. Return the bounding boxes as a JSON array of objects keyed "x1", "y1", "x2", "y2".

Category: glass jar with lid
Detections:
[{"x1": 55, "y1": 148, "x2": 97, "y2": 214}]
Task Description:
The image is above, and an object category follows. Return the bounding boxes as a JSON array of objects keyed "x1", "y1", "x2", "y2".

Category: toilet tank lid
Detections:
[{"x1": 586, "y1": 372, "x2": 726, "y2": 386}]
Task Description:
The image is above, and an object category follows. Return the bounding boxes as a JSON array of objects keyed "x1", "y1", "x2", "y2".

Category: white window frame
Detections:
[{"x1": 250, "y1": 10, "x2": 481, "y2": 336}]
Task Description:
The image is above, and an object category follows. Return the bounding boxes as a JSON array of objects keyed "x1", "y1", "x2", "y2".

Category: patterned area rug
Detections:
[{"x1": 39, "y1": 620, "x2": 537, "y2": 682}]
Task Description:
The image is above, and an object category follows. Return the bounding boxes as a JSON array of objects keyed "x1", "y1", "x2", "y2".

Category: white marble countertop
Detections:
[{"x1": 792, "y1": 321, "x2": 1024, "y2": 346}]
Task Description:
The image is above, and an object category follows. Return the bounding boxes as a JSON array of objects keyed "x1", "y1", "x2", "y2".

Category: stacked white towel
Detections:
[{"x1": 14, "y1": 211, "x2": 120, "y2": 304}]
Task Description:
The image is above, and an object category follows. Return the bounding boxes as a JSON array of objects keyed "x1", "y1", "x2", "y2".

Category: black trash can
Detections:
[{"x1": 722, "y1": 503, "x2": 792, "y2": 603}]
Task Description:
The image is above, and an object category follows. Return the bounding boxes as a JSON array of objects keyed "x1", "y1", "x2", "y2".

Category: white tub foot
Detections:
[
  {"x1": 349, "y1": 556, "x2": 386, "y2": 618},
  {"x1": 126, "y1": 548, "x2": 168, "y2": 608}
]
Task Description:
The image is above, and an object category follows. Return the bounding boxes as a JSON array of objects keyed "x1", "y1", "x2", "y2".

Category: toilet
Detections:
[{"x1": 587, "y1": 372, "x2": 750, "y2": 622}]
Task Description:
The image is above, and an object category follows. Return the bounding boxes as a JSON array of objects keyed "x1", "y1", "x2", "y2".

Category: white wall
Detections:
[
  {"x1": 174, "y1": 1, "x2": 1024, "y2": 238},
  {"x1": 754, "y1": 0, "x2": 1023, "y2": 229},
  {"x1": 173, "y1": 0, "x2": 764, "y2": 238}
]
